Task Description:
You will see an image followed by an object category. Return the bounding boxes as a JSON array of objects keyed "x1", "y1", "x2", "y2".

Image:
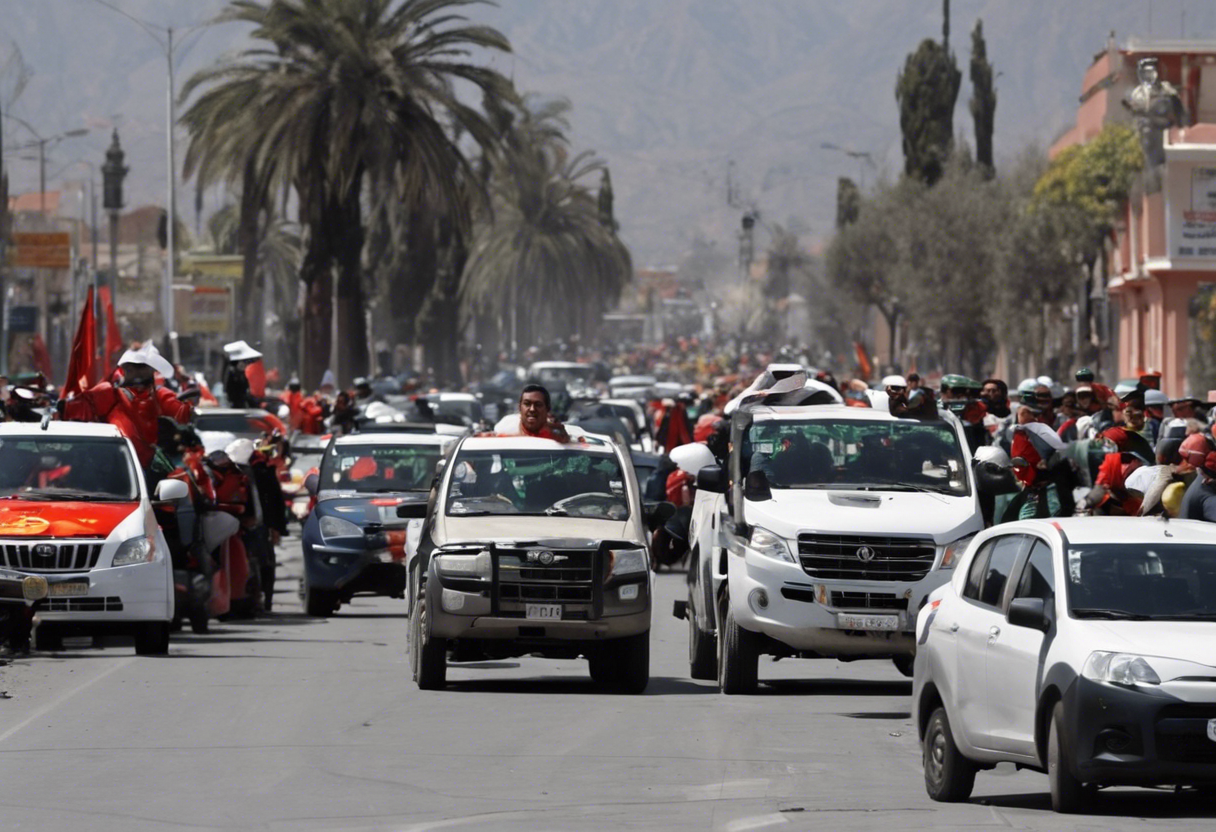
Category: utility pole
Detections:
[{"x1": 165, "y1": 26, "x2": 176, "y2": 336}]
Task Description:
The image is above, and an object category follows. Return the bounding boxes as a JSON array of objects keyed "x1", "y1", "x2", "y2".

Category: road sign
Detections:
[
  {"x1": 12, "y1": 232, "x2": 72, "y2": 269},
  {"x1": 175, "y1": 285, "x2": 233, "y2": 336},
  {"x1": 7, "y1": 306, "x2": 37, "y2": 333}
]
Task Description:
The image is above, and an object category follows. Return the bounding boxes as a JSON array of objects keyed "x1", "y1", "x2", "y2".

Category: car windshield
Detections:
[
  {"x1": 196, "y1": 412, "x2": 270, "y2": 435},
  {"x1": 745, "y1": 418, "x2": 969, "y2": 496},
  {"x1": 432, "y1": 398, "x2": 482, "y2": 424},
  {"x1": 0, "y1": 437, "x2": 138, "y2": 501},
  {"x1": 445, "y1": 448, "x2": 630, "y2": 520},
  {"x1": 319, "y1": 443, "x2": 444, "y2": 493},
  {"x1": 1067, "y1": 543, "x2": 1216, "y2": 620},
  {"x1": 536, "y1": 366, "x2": 594, "y2": 385}
]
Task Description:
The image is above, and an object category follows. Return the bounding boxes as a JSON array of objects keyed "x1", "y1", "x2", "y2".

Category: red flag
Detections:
[
  {"x1": 63, "y1": 286, "x2": 99, "y2": 397},
  {"x1": 30, "y1": 333, "x2": 53, "y2": 380},
  {"x1": 246, "y1": 359, "x2": 266, "y2": 398},
  {"x1": 853, "y1": 341, "x2": 873, "y2": 381},
  {"x1": 99, "y1": 286, "x2": 123, "y2": 370}
]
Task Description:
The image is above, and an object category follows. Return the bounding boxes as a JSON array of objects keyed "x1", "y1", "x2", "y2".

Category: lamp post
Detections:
[
  {"x1": 820, "y1": 142, "x2": 876, "y2": 189},
  {"x1": 1, "y1": 113, "x2": 88, "y2": 216},
  {"x1": 102, "y1": 130, "x2": 127, "y2": 356}
]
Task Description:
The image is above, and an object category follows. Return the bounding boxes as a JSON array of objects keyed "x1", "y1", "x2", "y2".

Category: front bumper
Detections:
[
  {"x1": 1063, "y1": 677, "x2": 1216, "y2": 786},
  {"x1": 727, "y1": 545, "x2": 949, "y2": 657},
  {"x1": 34, "y1": 560, "x2": 173, "y2": 623},
  {"x1": 304, "y1": 540, "x2": 407, "y2": 597}
]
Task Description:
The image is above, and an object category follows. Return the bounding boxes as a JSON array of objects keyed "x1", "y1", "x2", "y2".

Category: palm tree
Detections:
[
  {"x1": 462, "y1": 97, "x2": 632, "y2": 353},
  {"x1": 181, "y1": 0, "x2": 513, "y2": 387}
]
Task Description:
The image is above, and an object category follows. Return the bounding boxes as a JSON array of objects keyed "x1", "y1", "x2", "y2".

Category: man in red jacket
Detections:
[{"x1": 62, "y1": 347, "x2": 194, "y2": 477}]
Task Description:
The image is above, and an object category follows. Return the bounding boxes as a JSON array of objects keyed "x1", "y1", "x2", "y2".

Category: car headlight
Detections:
[
  {"x1": 1082, "y1": 651, "x2": 1162, "y2": 687},
  {"x1": 748, "y1": 526, "x2": 795, "y2": 564},
  {"x1": 607, "y1": 547, "x2": 649, "y2": 579},
  {"x1": 319, "y1": 515, "x2": 364, "y2": 541},
  {"x1": 939, "y1": 534, "x2": 976, "y2": 570},
  {"x1": 113, "y1": 536, "x2": 156, "y2": 566},
  {"x1": 435, "y1": 551, "x2": 491, "y2": 577}
]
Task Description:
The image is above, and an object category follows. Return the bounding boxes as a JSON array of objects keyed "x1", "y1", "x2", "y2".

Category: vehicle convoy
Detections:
[
  {"x1": 300, "y1": 432, "x2": 455, "y2": 616},
  {"x1": 0, "y1": 422, "x2": 178, "y2": 654},
  {"x1": 408, "y1": 432, "x2": 663, "y2": 693},
  {"x1": 915, "y1": 517, "x2": 1216, "y2": 812},
  {"x1": 678, "y1": 369, "x2": 988, "y2": 693}
]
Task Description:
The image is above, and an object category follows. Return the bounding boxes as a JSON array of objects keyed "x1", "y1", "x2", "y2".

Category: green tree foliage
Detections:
[
  {"x1": 181, "y1": 0, "x2": 513, "y2": 387},
  {"x1": 1033, "y1": 124, "x2": 1142, "y2": 234},
  {"x1": 969, "y1": 20, "x2": 996, "y2": 178},
  {"x1": 896, "y1": 37, "x2": 961, "y2": 185}
]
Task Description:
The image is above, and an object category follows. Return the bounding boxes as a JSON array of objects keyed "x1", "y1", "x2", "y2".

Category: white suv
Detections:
[{"x1": 914, "y1": 516, "x2": 1216, "y2": 813}]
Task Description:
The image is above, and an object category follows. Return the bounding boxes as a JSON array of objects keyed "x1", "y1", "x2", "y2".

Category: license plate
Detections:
[
  {"x1": 838, "y1": 613, "x2": 900, "y2": 631},
  {"x1": 48, "y1": 581, "x2": 88, "y2": 597},
  {"x1": 526, "y1": 604, "x2": 562, "y2": 621}
]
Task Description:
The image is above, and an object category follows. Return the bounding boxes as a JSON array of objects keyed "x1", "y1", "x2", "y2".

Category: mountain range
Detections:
[{"x1": 4, "y1": 0, "x2": 1215, "y2": 264}]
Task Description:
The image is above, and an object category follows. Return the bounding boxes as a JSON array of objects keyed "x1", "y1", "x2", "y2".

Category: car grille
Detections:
[
  {"x1": 830, "y1": 590, "x2": 908, "y2": 611},
  {"x1": 0, "y1": 541, "x2": 105, "y2": 572},
  {"x1": 1155, "y1": 705, "x2": 1216, "y2": 764},
  {"x1": 495, "y1": 548, "x2": 597, "y2": 612},
  {"x1": 43, "y1": 596, "x2": 124, "y2": 612},
  {"x1": 798, "y1": 534, "x2": 936, "y2": 582}
]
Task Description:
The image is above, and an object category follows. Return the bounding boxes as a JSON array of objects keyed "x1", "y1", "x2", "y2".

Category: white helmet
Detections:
[
  {"x1": 669, "y1": 442, "x2": 716, "y2": 476},
  {"x1": 973, "y1": 445, "x2": 1011, "y2": 469},
  {"x1": 224, "y1": 438, "x2": 256, "y2": 466}
]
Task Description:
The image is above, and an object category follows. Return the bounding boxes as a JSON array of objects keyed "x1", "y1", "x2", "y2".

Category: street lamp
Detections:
[
  {"x1": 820, "y1": 142, "x2": 876, "y2": 189},
  {"x1": 2, "y1": 113, "x2": 88, "y2": 216}
]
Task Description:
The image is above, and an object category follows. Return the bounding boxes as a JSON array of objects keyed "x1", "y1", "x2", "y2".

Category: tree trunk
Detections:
[
  {"x1": 299, "y1": 234, "x2": 333, "y2": 391},
  {"x1": 237, "y1": 157, "x2": 265, "y2": 343},
  {"x1": 334, "y1": 184, "x2": 368, "y2": 384}
]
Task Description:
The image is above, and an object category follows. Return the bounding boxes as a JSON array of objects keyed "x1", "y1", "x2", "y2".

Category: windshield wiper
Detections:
[
  {"x1": 16, "y1": 491, "x2": 116, "y2": 502},
  {"x1": 448, "y1": 509, "x2": 492, "y2": 517},
  {"x1": 848, "y1": 483, "x2": 952, "y2": 502},
  {"x1": 1071, "y1": 608, "x2": 1153, "y2": 620},
  {"x1": 1146, "y1": 611, "x2": 1216, "y2": 620},
  {"x1": 543, "y1": 507, "x2": 569, "y2": 516}
]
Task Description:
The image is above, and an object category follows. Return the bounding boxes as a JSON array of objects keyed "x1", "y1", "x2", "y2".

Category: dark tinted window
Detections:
[
  {"x1": 963, "y1": 541, "x2": 993, "y2": 601},
  {"x1": 979, "y1": 536, "x2": 1023, "y2": 608},
  {"x1": 1015, "y1": 539, "x2": 1056, "y2": 603}
]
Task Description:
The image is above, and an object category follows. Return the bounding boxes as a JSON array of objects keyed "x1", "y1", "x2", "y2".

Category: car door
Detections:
[
  {"x1": 986, "y1": 535, "x2": 1055, "y2": 758},
  {"x1": 952, "y1": 534, "x2": 1027, "y2": 751}
]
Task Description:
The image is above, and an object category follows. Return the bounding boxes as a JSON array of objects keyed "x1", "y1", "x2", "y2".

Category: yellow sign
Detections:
[
  {"x1": 175, "y1": 285, "x2": 233, "y2": 336},
  {"x1": 13, "y1": 232, "x2": 71, "y2": 269}
]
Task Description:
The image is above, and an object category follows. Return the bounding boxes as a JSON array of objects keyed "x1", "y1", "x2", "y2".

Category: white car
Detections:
[
  {"x1": 914, "y1": 517, "x2": 1216, "y2": 813},
  {"x1": 0, "y1": 422, "x2": 178, "y2": 654}
]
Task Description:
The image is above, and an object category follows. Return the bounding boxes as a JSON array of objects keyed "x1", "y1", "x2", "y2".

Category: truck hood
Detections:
[
  {"x1": 744, "y1": 489, "x2": 981, "y2": 544},
  {"x1": 0, "y1": 501, "x2": 140, "y2": 538},
  {"x1": 440, "y1": 515, "x2": 636, "y2": 546}
]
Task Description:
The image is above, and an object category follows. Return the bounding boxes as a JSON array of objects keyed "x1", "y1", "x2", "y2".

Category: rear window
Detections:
[
  {"x1": 319, "y1": 443, "x2": 446, "y2": 493},
  {"x1": 0, "y1": 437, "x2": 138, "y2": 501}
]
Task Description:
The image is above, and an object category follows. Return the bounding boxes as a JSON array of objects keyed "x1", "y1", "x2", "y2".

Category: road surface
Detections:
[{"x1": 1, "y1": 535, "x2": 1213, "y2": 831}]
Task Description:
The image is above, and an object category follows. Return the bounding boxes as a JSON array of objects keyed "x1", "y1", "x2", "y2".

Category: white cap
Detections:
[
  {"x1": 224, "y1": 438, "x2": 256, "y2": 466},
  {"x1": 1145, "y1": 389, "x2": 1169, "y2": 407},
  {"x1": 118, "y1": 345, "x2": 174, "y2": 378},
  {"x1": 223, "y1": 340, "x2": 263, "y2": 362},
  {"x1": 881, "y1": 375, "x2": 907, "y2": 388}
]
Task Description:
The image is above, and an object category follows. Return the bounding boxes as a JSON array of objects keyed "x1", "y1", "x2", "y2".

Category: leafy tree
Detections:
[
  {"x1": 182, "y1": 0, "x2": 513, "y2": 387},
  {"x1": 895, "y1": 35, "x2": 961, "y2": 185},
  {"x1": 969, "y1": 20, "x2": 996, "y2": 178}
]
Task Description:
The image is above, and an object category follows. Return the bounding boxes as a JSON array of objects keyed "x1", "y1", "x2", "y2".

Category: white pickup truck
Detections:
[{"x1": 677, "y1": 397, "x2": 987, "y2": 693}]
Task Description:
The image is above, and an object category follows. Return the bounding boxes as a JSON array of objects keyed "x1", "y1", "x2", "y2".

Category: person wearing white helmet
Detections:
[
  {"x1": 223, "y1": 340, "x2": 262, "y2": 409},
  {"x1": 61, "y1": 344, "x2": 195, "y2": 478},
  {"x1": 1144, "y1": 389, "x2": 1169, "y2": 444}
]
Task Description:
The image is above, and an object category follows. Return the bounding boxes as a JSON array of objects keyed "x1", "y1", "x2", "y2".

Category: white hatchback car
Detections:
[{"x1": 913, "y1": 517, "x2": 1216, "y2": 812}]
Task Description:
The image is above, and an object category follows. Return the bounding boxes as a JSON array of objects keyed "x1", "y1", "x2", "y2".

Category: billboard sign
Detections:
[{"x1": 12, "y1": 232, "x2": 71, "y2": 269}]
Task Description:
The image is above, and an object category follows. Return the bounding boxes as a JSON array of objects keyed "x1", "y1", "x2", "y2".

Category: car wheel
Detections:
[
  {"x1": 34, "y1": 624, "x2": 63, "y2": 652},
  {"x1": 688, "y1": 596, "x2": 718, "y2": 680},
  {"x1": 189, "y1": 601, "x2": 210, "y2": 634},
  {"x1": 718, "y1": 594, "x2": 758, "y2": 694},
  {"x1": 134, "y1": 622, "x2": 171, "y2": 656},
  {"x1": 303, "y1": 578, "x2": 337, "y2": 618},
  {"x1": 1048, "y1": 701, "x2": 1089, "y2": 813},
  {"x1": 411, "y1": 590, "x2": 446, "y2": 690},
  {"x1": 892, "y1": 655, "x2": 914, "y2": 678},
  {"x1": 923, "y1": 706, "x2": 976, "y2": 802},
  {"x1": 612, "y1": 632, "x2": 650, "y2": 694},
  {"x1": 587, "y1": 648, "x2": 613, "y2": 685}
]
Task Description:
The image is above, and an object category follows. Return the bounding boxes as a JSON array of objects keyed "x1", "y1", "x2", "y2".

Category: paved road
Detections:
[{"x1": 1, "y1": 535, "x2": 1214, "y2": 831}]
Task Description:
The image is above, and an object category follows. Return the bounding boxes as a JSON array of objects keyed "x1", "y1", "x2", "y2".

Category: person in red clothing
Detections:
[
  {"x1": 519, "y1": 384, "x2": 569, "y2": 441},
  {"x1": 61, "y1": 347, "x2": 193, "y2": 479},
  {"x1": 281, "y1": 379, "x2": 305, "y2": 431}
]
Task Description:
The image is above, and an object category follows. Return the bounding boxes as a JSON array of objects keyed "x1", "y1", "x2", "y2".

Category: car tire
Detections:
[
  {"x1": 688, "y1": 597, "x2": 718, "y2": 680},
  {"x1": 718, "y1": 594, "x2": 758, "y2": 694},
  {"x1": 923, "y1": 706, "x2": 976, "y2": 802},
  {"x1": 892, "y1": 655, "x2": 914, "y2": 678},
  {"x1": 612, "y1": 632, "x2": 650, "y2": 694},
  {"x1": 34, "y1": 624, "x2": 63, "y2": 652},
  {"x1": 1048, "y1": 701, "x2": 1089, "y2": 813},
  {"x1": 303, "y1": 579, "x2": 337, "y2": 618},
  {"x1": 411, "y1": 590, "x2": 446, "y2": 690},
  {"x1": 134, "y1": 622, "x2": 171, "y2": 656},
  {"x1": 587, "y1": 649, "x2": 613, "y2": 685},
  {"x1": 189, "y1": 604, "x2": 210, "y2": 634}
]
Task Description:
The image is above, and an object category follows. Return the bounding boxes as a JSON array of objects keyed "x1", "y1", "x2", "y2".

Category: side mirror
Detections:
[
  {"x1": 1007, "y1": 597, "x2": 1051, "y2": 632},
  {"x1": 644, "y1": 500, "x2": 676, "y2": 531},
  {"x1": 396, "y1": 502, "x2": 428, "y2": 519},
  {"x1": 696, "y1": 464, "x2": 727, "y2": 493},
  {"x1": 744, "y1": 469, "x2": 772, "y2": 501},
  {"x1": 974, "y1": 462, "x2": 1018, "y2": 496},
  {"x1": 154, "y1": 479, "x2": 189, "y2": 502},
  {"x1": 304, "y1": 472, "x2": 320, "y2": 496}
]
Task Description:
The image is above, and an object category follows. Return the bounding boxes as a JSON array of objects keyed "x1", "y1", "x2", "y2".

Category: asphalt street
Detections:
[{"x1": 1, "y1": 535, "x2": 1214, "y2": 831}]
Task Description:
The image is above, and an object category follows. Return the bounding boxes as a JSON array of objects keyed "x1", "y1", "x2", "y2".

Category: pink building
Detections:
[{"x1": 1051, "y1": 38, "x2": 1216, "y2": 396}]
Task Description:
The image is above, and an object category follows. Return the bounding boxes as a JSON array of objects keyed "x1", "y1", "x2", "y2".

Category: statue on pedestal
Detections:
[{"x1": 1123, "y1": 57, "x2": 1184, "y2": 171}]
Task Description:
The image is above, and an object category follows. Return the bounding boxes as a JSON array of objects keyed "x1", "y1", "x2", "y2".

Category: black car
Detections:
[{"x1": 300, "y1": 432, "x2": 455, "y2": 616}]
